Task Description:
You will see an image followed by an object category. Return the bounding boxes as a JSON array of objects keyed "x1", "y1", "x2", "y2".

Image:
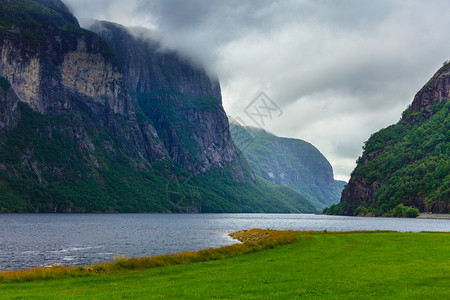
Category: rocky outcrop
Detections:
[
  {"x1": 340, "y1": 176, "x2": 380, "y2": 208},
  {"x1": 0, "y1": 39, "x2": 44, "y2": 112},
  {"x1": 60, "y1": 39, "x2": 128, "y2": 115},
  {"x1": 405, "y1": 61, "x2": 449, "y2": 122}
]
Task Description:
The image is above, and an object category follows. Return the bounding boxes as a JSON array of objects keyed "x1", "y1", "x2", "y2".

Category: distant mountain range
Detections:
[
  {"x1": 326, "y1": 61, "x2": 449, "y2": 216},
  {"x1": 229, "y1": 121, "x2": 346, "y2": 209},
  {"x1": 0, "y1": 0, "x2": 323, "y2": 213}
]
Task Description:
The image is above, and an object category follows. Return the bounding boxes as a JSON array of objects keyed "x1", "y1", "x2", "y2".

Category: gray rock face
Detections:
[
  {"x1": 88, "y1": 21, "x2": 245, "y2": 176},
  {"x1": 409, "y1": 63, "x2": 449, "y2": 117},
  {"x1": 340, "y1": 176, "x2": 380, "y2": 207}
]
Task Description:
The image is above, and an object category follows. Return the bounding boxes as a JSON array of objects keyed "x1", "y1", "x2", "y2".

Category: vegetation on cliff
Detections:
[
  {"x1": 326, "y1": 62, "x2": 449, "y2": 216},
  {"x1": 0, "y1": 99, "x2": 317, "y2": 213}
]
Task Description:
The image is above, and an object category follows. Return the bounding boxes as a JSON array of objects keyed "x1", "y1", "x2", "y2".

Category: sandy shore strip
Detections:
[{"x1": 417, "y1": 214, "x2": 450, "y2": 219}]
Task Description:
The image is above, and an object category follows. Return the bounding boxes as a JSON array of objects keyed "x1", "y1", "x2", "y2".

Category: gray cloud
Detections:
[{"x1": 66, "y1": 0, "x2": 450, "y2": 180}]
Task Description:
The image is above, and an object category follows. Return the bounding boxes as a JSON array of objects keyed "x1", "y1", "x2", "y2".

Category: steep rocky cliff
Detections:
[
  {"x1": 230, "y1": 121, "x2": 346, "y2": 208},
  {"x1": 88, "y1": 21, "x2": 244, "y2": 177},
  {"x1": 406, "y1": 62, "x2": 449, "y2": 122},
  {"x1": 326, "y1": 62, "x2": 449, "y2": 216},
  {"x1": 0, "y1": 0, "x2": 317, "y2": 213}
]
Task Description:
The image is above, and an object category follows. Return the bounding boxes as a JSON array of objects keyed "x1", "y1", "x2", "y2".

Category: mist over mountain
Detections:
[
  {"x1": 65, "y1": 0, "x2": 450, "y2": 182},
  {"x1": 0, "y1": 0, "x2": 318, "y2": 213}
]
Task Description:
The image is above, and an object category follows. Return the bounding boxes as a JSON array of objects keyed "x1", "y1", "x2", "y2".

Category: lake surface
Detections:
[{"x1": 0, "y1": 213, "x2": 448, "y2": 271}]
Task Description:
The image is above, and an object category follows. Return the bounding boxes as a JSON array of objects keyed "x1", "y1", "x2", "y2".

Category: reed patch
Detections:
[{"x1": 0, "y1": 229, "x2": 298, "y2": 283}]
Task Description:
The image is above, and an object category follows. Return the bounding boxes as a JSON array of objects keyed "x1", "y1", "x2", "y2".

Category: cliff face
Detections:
[
  {"x1": 230, "y1": 122, "x2": 345, "y2": 208},
  {"x1": 0, "y1": 0, "x2": 164, "y2": 165},
  {"x1": 330, "y1": 62, "x2": 450, "y2": 216},
  {"x1": 0, "y1": 0, "x2": 127, "y2": 115},
  {"x1": 88, "y1": 21, "x2": 245, "y2": 177},
  {"x1": 406, "y1": 63, "x2": 449, "y2": 122},
  {"x1": 0, "y1": 0, "x2": 314, "y2": 213}
]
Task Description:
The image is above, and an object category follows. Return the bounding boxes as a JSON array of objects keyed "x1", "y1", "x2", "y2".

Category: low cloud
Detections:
[{"x1": 66, "y1": 0, "x2": 450, "y2": 180}]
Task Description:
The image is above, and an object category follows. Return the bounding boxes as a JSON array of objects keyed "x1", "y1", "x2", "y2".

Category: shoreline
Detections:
[
  {"x1": 417, "y1": 213, "x2": 450, "y2": 219},
  {"x1": 1, "y1": 230, "x2": 449, "y2": 299},
  {"x1": 2, "y1": 230, "x2": 449, "y2": 276},
  {"x1": 0, "y1": 229, "x2": 297, "y2": 279}
]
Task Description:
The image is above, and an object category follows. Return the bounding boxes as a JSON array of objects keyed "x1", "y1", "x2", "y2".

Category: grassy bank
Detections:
[
  {"x1": 0, "y1": 229, "x2": 296, "y2": 282},
  {"x1": 0, "y1": 230, "x2": 449, "y2": 299}
]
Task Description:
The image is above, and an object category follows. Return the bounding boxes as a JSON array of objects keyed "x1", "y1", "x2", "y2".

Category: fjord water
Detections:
[{"x1": 0, "y1": 213, "x2": 448, "y2": 271}]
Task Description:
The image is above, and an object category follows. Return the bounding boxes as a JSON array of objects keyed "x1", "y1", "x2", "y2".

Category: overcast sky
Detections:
[{"x1": 65, "y1": 0, "x2": 450, "y2": 181}]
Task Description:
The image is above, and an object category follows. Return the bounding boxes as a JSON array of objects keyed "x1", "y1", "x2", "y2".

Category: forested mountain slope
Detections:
[{"x1": 325, "y1": 62, "x2": 449, "y2": 216}]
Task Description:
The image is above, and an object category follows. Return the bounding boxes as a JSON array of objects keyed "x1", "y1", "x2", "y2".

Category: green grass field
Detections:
[{"x1": 0, "y1": 231, "x2": 448, "y2": 299}]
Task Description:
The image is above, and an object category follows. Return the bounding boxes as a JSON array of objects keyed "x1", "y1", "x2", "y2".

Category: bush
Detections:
[
  {"x1": 405, "y1": 207, "x2": 419, "y2": 218},
  {"x1": 391, "y1": 204, "x2": 419, "y2": 218},
  {"x1": 392, "y1": 204, "x2": 407, "y2": 217}
]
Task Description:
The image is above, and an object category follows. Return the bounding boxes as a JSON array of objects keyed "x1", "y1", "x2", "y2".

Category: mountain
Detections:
[
  {"x1": 229, "y1": 121, "x2": 346, "y2": 209},
  {"x1": 325, "y1": 62, "x2": 449, "y2": 217},
  {"x1": 0, "y1": 0, "x2": 318, "y2": 213}
]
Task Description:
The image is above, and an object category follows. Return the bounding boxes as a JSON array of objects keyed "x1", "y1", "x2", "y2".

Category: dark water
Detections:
[{"x1": 0, "y1": 213, "x2": 448, "y2": 271}]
